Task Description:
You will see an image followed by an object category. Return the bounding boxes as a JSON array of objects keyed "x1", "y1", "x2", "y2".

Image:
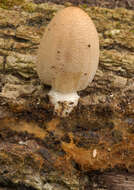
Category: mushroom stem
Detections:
[{"x1": 48, "y1": 89, "x2": 79, "y2": 117}]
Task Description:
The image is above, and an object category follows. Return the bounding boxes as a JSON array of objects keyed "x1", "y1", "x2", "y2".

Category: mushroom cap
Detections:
[{"x1": 37, "y1": 6, "x2": 99, "y2": 93}]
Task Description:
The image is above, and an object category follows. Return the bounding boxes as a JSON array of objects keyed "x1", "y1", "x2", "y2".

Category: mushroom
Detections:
[{"x1": 36, "y1": 6, "x2": 99, "y2": 117}]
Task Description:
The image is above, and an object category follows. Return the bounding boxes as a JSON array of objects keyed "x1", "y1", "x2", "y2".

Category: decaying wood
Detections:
[{"x1": 0, "y1": 1, "x2": 134, "y2": 189}]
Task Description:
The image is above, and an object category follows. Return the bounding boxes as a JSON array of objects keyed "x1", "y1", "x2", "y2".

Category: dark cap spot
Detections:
[{"x1": 51, "y1": 66, "x2": 55, "y2": 69}]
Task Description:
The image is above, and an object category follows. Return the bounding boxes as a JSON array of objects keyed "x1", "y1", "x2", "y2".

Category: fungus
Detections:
[{"x1": 36, "y1": 7, "x2": 99, "y2": 117}]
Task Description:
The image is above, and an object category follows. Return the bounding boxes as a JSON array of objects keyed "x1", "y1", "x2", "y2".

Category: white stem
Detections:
[{"x1": 48, "y1": 89, "x2": 79, "y2": 117}]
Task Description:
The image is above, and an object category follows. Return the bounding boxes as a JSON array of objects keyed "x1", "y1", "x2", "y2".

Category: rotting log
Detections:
[{"x1": 0, "y1": 1, "x2": 134, "y2": 190}]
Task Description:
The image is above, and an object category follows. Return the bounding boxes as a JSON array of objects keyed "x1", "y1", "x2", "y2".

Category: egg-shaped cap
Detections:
[{"x1": 37, "y1": 6, "x2": 99, "y2": 94}]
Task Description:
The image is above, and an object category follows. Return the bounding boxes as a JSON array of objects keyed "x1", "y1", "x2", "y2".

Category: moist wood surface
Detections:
[{"x1": 0, "y1": 1, "x2": 134, "y2": 189}]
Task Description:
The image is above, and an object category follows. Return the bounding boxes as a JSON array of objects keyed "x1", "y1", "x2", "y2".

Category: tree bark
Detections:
[{"x1": 0, "y1": 1, "x2": 134, "y2": 189}]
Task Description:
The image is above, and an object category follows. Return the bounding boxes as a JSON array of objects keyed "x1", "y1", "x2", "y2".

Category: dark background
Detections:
[{"x1": 34, "y1": 0, "x2": 134, "y2": 10}]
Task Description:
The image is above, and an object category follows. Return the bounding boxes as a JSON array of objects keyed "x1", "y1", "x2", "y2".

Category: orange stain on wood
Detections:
[
  {"x1": 0, "y1": 118, "x2": 47, "y2": 140},
  {"x1": 46, "y1": 118, "x2": 60, "y2": 131},
  {"x1": 46, "y1": 118, "x2": 64, "y2": 138}
]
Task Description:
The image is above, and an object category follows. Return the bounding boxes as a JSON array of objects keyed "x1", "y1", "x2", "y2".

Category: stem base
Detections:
[{"x1": 48, "y1": 90, "x2": 79, "y2": 117}]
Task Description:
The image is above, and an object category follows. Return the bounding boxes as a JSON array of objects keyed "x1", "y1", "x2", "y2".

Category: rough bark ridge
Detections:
[{"x1": 0, "y1": 1, "x2": 134, "y2": 190}]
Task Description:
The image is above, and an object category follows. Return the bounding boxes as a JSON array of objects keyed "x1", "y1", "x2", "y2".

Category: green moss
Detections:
[
  {"x1": 0, "y1": 0, "x2": 24, "y2": 9},
  {"x1": 81, "y1": 4, "x2": 88, "y2": 9},
  {"x1": 0, "y1": 0, "x2": 38, "y2": 12},
  {"x1": 130, "y1": 29, "x2": 134, "y2": 33},
  {"x1": 22, "y1": 2, "x2": 37, "y2": 13}
]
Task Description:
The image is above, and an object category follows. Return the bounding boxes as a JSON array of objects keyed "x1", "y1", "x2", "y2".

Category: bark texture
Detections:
[{"x1": 0, "y1": 1, "x2": 134, "y2": 189}]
